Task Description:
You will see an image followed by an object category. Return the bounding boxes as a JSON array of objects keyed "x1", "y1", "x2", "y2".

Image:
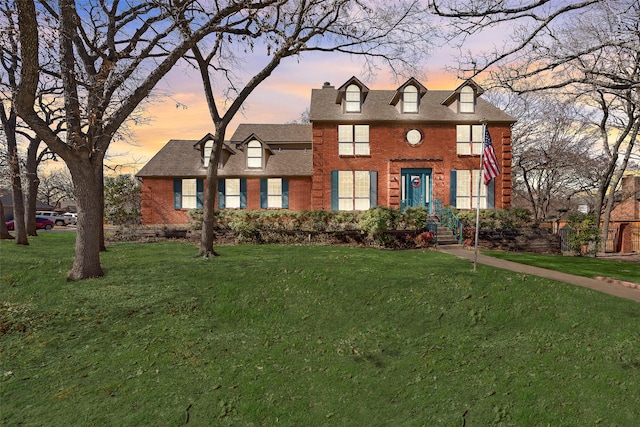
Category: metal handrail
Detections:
[{"x1": 440, "y1": 206, "x2": 463, "y2": 245}]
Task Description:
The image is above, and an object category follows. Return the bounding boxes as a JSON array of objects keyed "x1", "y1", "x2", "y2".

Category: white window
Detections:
[
  {"x1": 247, "y1": 140, "x2": 262, "y2": 168},
  {"x1": 403, "y1": 85, "x2": 418, "y2": 113},
  {"x1": 456, "y1": 170, "x2": 487, "y2": 209},
  {"x1": 225, "y1": 178, "x2": 241, "y2": 208},
  {"x1": 182, "y1": 179, "x2": 198, "y2": 209},
  {"x1": 203, "y1": 140, "x2": 214, "y2": 168},
  {"x1": 345, "y1": 84, "x2": 361, "y2": 112},
  {"x1": 338, "y1": 124, "x2": 370, "y2": 156},
  {"x1": 456, "y1": 124, "x2": 484, "y2": 155},
  {"x1": 267, "y1": 178, "x2": 282, "y2": 208},
  {"x1": 338, "y1": 171, "x2": 371, "y2": 211},
  {"x1": 459, "y1": 86, "x2": 475, "y2": 113}
]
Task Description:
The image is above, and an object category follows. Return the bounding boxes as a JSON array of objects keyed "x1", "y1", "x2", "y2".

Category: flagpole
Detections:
[{"x1": 473, "y1": 120, "x2": 487, "y2": 272}]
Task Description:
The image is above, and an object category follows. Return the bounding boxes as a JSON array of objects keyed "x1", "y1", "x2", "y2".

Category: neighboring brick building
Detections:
[{"x1": 136, "y1": 77, "x2": 515, "y2": 225}]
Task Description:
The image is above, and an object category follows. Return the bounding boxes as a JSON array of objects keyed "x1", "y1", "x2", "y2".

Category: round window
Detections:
[{"x1": 406, "y1": 129, "x2": 422, "y2": 146}]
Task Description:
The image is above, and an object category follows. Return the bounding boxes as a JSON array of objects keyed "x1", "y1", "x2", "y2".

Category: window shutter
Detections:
[
  {"x1": 217, "y1": 179, "x2": 225, "y2": 209},
  {"x1": 260, "y1": 179, "x2": 267, "y2": 208},
  {"x1": 488, "y1": 179, "x2": 495, "y2": 208},
  {"x1": 196, "y1": 179, "x2": 204, "y2": 208},
  {"x1": 449, "y1": 170, "x2": 457, "y2": 207},
  {"x1": 240, "y1": 178, "x2": 247, "y2": 209},
  {"x1": 331, "y1": 171, "x2": 338, "y2": 211},
  {"x1": 369, "y1": 171, "x2": 378, "y2": 207},
  {"x1": 173, "y1": 179, "x2": 182, "y2": 209},
  {"x1": 282, "y1": 179, "x2": 289, "y2": 209}
]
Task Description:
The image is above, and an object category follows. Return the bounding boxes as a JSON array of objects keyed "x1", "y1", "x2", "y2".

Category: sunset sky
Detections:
[{"x1": 108, "y1": 26, "x2": 506, "y2": 174}]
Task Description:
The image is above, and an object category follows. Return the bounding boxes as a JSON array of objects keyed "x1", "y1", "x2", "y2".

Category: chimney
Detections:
[{"x1": 323, "y1": 82, "x2": 334, "y2": 89}]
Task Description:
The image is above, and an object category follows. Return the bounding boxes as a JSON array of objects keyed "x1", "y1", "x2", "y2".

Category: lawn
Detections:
[
  {"x1": 1, "y1": 234, "x2": 639, "y2": 426},
  {"x1": 484, "y1": 251, "x2": 640, "y2": 284}
]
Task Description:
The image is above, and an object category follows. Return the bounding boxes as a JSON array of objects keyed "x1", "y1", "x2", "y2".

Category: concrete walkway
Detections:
[{"x1": 437, "y1": 245, "x2": 640, "y2": 303}]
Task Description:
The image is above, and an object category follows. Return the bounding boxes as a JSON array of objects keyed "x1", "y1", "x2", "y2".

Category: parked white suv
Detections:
[{"x1": 35, "y1": 211, "x2": 72, "y2": 226}]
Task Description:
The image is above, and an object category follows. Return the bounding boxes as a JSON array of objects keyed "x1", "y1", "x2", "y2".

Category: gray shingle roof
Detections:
[
  {"x1": 309, "y1": 86, "x2": 515, "y2": 123},
  {"x1": 136, "y1": 124, "x2": 313, "y2": 178},
  {"x1": 230, "y1": 124, "x2": 312, "y2": 145}
]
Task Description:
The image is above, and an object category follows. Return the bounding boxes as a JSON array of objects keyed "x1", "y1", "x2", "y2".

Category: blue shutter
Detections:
[
  {"x1": 218, "y1": 179, "x2": 225, "y2": 209},
  {"x1": 369, "y1": 171, "x2": 377, "y2": 207},
  {"x1": 174, "y1": 179, "x2": 182, "y2": 209},
  {"x1": 196, "y1": 179, "x2": 204, "y2": 208},
  {"x1": 282, "y1": 179, "x2": 289, "y2": 209},
  {"x1": 488, "y1": 179, "x2": 495, "y2": 208},
  {"x1": 331, "y1": 171, "x2": 338, "y2": 211},
  {"x1": 240, "y1": 178, "x2": 247, "y2": 209},
  {"x1": 449, "y1": 170, "x2": 457, "y2": 207},
  {"x1": 260, "y1": 179, "x2": 267, "y2": 208}
]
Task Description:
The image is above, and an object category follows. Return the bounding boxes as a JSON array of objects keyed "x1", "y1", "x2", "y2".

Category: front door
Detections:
[{"x1": 401, "y1": 168, "x2": 431, "y2": 212}]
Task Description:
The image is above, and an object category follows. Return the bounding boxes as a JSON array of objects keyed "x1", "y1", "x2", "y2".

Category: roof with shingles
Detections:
[
  {"x1": 309, "y1": 85, "x2": 516, "y2": 123},
  {"x1": 136, "y1": 124, "x2": 313, "y2": 178},
  {"x1": 230, "y1": 124, "x2": 313, "y2": 145}
]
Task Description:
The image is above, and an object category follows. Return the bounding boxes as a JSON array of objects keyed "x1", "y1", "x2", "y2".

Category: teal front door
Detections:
[{"x1": 401, "y1": 168, "x2": 431, "y2": 212}]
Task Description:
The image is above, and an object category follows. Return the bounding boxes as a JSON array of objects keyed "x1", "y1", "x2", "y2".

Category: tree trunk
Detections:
[
  {"x1": 24, "y1": 138, "x2": 42, "y2": 236},
  {"x1": 0, "y1": 199, "x2": 14, "y2": 240},
  {"x1": 2, "y1": 109, "x2": 28, "y2": 245},
  {"x1": 66, "y1": 159, "x2": 104, "y2": 280},
  {"x1": 199, "y1": 130, "x2": 225, "y2": 258}
]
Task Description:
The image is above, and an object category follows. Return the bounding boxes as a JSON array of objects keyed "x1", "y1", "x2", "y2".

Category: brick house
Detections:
[{"x1": 136, "y1": 77, "x2": 515, "y2": 225}]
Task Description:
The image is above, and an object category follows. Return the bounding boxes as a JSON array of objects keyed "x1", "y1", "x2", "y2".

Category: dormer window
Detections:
[
  {"x1": 203, "y1": 140, "x2": 214, "y2": 168},
  {"x1": 459, "y1": 86, "x2": 475, "y2": 113},
  {"x1": 247, "y1": 140, "x2": 262, "y2": 168},
  {"x1": 403, "y1": 85, "x2": 419, "y2": 113},
  {"x1": 345, "y1": 84, "x2": 361, "y2": 112}
]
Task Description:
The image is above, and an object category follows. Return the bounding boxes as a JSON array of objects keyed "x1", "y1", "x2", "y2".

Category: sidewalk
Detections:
[{"x1": 437, "y1": 245, "x2": 640, "y2": 303}]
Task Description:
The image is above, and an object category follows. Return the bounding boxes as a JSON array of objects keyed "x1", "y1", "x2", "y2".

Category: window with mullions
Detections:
[
  {"x1": 173, "y1": 178, "x2": 203, "y2": 209},
  {"x1": 338, "y1": 124, "x2": 370, "y2": 156},
  {"x1": 459, "y1": 86, "x2": 475, "y2": 113},
  {"x1": 260, "y1": 178, "x2": 289, "y2": 209},
  {"x1": 456, "y1": 124, "x2": 484, "y2": 155},
  {"x1": 449, "y1": 169, "x2": 494, "y2": 210},
  {"x1": 217, "y1": 178, "x2": 246, "y2": 209},
  {"x1": 345, "y1": 84, "x2": 361, "y2": 112},
  {"x1": 247, "y1": 140, "x2": 262, "y2": 168},
  {"x1": 331, "y1": 170, "x2": 377, "y2": 211},
  {"x1": 403, "y1": 85, "x2": 419, "y2": 113},
  {"x1": 203, "y1": 140, "x2": 214, "y2": 168}
]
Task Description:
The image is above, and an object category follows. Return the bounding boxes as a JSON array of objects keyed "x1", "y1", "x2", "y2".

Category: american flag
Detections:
[{"x1": 482, "y1": 127, "x2": 500, "y2": 185}]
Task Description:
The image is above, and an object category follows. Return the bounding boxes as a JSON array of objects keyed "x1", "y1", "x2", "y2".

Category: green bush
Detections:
[
  {"x1": 566, "y1": 213, "x2": 600, "y2": 256},
  {"x1": 358, "y1": 207, "x2": 401, "y2": 243}
]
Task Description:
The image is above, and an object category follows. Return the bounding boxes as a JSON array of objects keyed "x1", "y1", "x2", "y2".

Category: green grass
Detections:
[
  {"x1": 1, "y1": 234, "x2": 639, "y2": 426},
  {"x1": 484, "y1": 251, "x2": 640, "y2": 283}
]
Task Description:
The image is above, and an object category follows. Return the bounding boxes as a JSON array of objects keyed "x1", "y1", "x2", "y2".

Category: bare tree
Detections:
[
  {"x1": 431, "y1": 0, "x2": 640, "y2": 252},
  {"x1": 15, "y1": 0, "x2": 282, "y2": 279},
  {"x1": 0, "y1": 1, "x2": 28, "y2": 244},
  {"x1": 177, "y1": 0, "x2": 435, "y2": 256},
  {"x1": 487, "y1": 91, "x2": 603, "y2": 221},
  {"x1": 37, "y1": 168, "x2": 74, "y2": 208}
]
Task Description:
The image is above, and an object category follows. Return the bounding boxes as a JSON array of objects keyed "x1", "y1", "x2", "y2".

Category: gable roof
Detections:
[
  {"x1": 309, "y1": 80, "x2": 515, "y2": 123},
  {"x1": 441, "y1": 79, "x2": 485, "y2": 106},
  {"x1": 136, "y1": 124, "x2": 314, "y2": 179}
]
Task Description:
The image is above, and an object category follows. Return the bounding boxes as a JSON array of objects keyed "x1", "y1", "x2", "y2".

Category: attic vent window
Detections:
[
  {"x1": 459, "y1": 86, "x2": 475, "y2": 113},
  {"x1": 345, "y1": 84, "x2": 361, "y2": 112}
]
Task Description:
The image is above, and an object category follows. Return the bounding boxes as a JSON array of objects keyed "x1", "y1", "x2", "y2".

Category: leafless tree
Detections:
[
  {"x1": 15, "y1": 0, "x2": 282, "y2": 279},
  {"x1": 431, "y1": 0, "x2": 640, "y2": 251},
  {"x1": 0, "y1": 0, "x2": 28, "y2": 244},
  {"x1": 487, "y1": 91, "x2": 604, "y2": 221},
  {"x1": 37, "y1": 167, "x2": 75, "y2": 208},
  {"x1": 177, "y1": 0, "x2": 435, "y2": 256}
]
